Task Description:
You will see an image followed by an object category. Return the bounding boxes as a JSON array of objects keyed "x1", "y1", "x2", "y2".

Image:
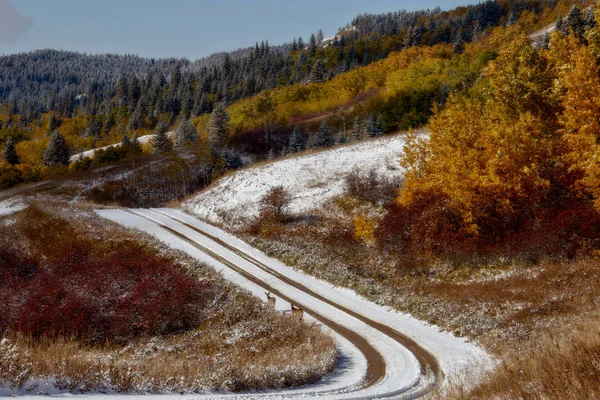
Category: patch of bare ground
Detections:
[{"x1": 0, "y1": 202, "x2": 337, "y2": 394}]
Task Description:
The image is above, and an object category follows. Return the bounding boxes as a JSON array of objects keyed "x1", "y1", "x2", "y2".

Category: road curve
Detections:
[{"x1": 97, "y1": 208, "x2": 443, "y2": 399}]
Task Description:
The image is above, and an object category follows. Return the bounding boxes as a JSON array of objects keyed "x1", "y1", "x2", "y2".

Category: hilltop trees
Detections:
[
  {"x1": 43, "y1": 130, "x2": 70, "y2": 166},
  {"x1": 3, "y1": 138, "x2": 19, "y2": 165}
]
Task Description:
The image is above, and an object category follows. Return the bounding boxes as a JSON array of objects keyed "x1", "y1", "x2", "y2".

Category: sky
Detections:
[{"x1": 0, "y1": 0, "x2": 478, "y2": 60}]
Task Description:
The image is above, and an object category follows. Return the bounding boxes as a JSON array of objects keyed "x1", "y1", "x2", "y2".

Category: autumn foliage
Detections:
[
  {"x1": 0, "y1": 207, "x2": 209, "y2": 344},
  {"x1": 383, "y1": 17, "x2": 600, "y2": 260}
]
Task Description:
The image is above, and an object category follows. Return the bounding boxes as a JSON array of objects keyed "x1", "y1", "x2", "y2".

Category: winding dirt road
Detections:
[{"x1": 96, "y1": 208, "x2": 489, "y2": 399}]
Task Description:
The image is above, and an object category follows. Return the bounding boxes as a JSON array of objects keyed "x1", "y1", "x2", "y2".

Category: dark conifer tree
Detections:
[
  {"x1": 309, "y1": 59, "x2": 326, "y2": 83},
  {"x1": 174, "y1": 117, "x2": 197, "y2": 150},
  {"x1": 289, "y1": 126, "x2": 306, "y2": 152},
  {"x1": 351, "y1": 116, "x2": 362, "y2": 141},
  {"x1": 43, "y1": 130, "x2": 71, "y2": 166},
  {"x1": 48, "y1": 113, "x2": 61, "y2": 131},
  {"x1": 363, "y1": 114, "x2": 375, "y2": 137},
  {"x1": 313, "y1": 121, "x2": 334, "y2": 148},
  {"x1": 208, "y1": 102, "x2": 230, "y2": 146},
  {"x1": 565, "y1": 5, "x2": 585, "y2": 41},
  {"x1": 3, "y1": 137, "x2": 19, "y2": 165},
  {"x1": 152, "y1": 121, "x2": 173, "y2": 154}
]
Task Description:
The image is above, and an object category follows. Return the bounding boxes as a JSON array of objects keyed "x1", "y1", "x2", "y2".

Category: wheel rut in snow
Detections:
[
  {"x1": 126, "y1": 209, "x2": 386, "y2": 392},
  {"x1": 128, "y1": 208, "x2": 443, "y2": 398}
]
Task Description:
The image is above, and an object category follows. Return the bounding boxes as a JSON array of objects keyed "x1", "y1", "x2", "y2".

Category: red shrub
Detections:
[{"x1": 0, "y1": 210, "x2": 210, "y2": 344}]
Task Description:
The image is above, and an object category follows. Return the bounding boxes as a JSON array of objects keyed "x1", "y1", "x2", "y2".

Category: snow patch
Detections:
[
  {"x1": 184, "y1": 134, "x2": 410, "y2": 227},
  {"x1": 0, "y1": 197, "x2": 26, "y2": 217}
]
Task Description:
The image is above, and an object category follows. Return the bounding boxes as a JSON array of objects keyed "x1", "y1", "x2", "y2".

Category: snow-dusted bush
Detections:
[{"x1": 0, "y1": 339, "x2": 32, "y2": 390}]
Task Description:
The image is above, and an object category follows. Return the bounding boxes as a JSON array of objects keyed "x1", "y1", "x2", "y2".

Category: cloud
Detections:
[{"x1": 0, "y1": 0, "x2": 32, "y2": 43}]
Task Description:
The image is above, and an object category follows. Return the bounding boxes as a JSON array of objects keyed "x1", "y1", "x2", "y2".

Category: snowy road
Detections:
[{"x1": 94, "y1": 208, "x2": 492, "y2": 399}]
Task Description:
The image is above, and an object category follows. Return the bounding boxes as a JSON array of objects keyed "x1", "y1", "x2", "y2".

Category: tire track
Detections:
[{"x1": 127, "y1": 209, "x2": 441, "y2": 399}]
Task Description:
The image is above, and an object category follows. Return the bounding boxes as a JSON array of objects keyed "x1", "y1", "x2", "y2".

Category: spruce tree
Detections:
[
  {"x1": 152, "y1": 121, "x2": 173, "y2": 154},
  {"x1": 121, "y1": 134, "x2": 131, "y2": 149},
  {"x1": 3, "y1": 137, "x2": 19, "y2": 165},
  {"x1": 452, "y1": 35, "x2": 464, "y2": 54},
  {"x1": 584, "y1": 8, "x2": 597, "y2": 29},
  {"x1": 289, "y1": 126, "x2": 306, "y2": 152},
  {"x1": 373, "y1": 114, "x2": 384, "y2": 137},
  {"x1": 362, "y1": 114, "x2": 375, "y2": 137},
  {"x1": 174, "y1": 117, "x2": 198, "y2": 150},
  {"x1": 43, "y1": 130, "x2": 71, "y2": 166},
  {"x1": 313, "y1": 122, "x2": 334, "y2": 148},
  {"x1": 565, "y1": 5, "x2": 584, "y2": 40},
  {"x1": 309, "y1": 60, "x2": 326, "y2": 83},
  {"x1": 48, "y1": 113, "x2": 61, "y2": 131},
  {"x1": 351, "y1": 116, "x2": 362, "y2": 141},
  {"x1": 208, "y1": 102, "x2": 230, "y2": 146}
]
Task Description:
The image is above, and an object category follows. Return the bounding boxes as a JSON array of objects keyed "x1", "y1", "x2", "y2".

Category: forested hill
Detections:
[{"x1": 1, "y1": 0, "x2": 555, "y2": 124}]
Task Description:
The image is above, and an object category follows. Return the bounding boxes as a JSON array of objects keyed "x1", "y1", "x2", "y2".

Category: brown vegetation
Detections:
[{"x1": 0, "y1": 204, "x2": 337, "y2": 394}]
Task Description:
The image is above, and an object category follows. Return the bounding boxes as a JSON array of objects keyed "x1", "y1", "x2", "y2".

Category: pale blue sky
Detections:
[{"x1": 0, "y1": 0, "x2": 477, "y2": 60}]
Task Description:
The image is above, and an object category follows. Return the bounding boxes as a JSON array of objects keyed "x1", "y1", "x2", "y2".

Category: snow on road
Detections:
[
  {"x1": 93, "y1": 208, "x2": 493, "y2": 399},
  {"x1": 183, "y1": 134, "x2": 412, "y2": 226}
]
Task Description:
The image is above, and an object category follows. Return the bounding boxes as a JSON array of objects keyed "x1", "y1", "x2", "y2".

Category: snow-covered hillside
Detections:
[{"x1": 184, "y1": 133, "x2": 415, "y2": 226}]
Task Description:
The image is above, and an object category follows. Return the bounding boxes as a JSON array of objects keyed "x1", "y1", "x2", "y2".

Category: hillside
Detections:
[{"x1": 184, "y1": 133, "x2": 410, "y2": 226}]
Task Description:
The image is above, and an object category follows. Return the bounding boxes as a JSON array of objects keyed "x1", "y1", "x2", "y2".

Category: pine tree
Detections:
[
  {"x1": 336, "y1": 130, "x2": 349, "y2": 144},
  {"x1": 48, "y1": 113, "x2": 61, "y2": 131},
  {"x1": 84, "y1": 118, "x2": 102, "y2": 139},
  {"x1": 584, "y1": 8, "x2": 597, "y2": 29},
  {"x1": 308, "y1": 60, "x2": 326, "y2": 84},
  {"x1": 43, "y1": 130, "x2": 71, "y2": 166},
  {"x1": 208, "y1": 102, "x2": 230, "y2": 146},
  {"x1": 313, "y1": 122, "x2": 334, "y2": 148},
  {"x1": 565, "y1": 5, "x2": 585, "y2": 41},
  {"x1": 351, "y1": 117, "x2": 362, "y2": 141},
  {"x1": 309, "y1": 33, "x2": 317, "y2": 55},
  {"x1": 363, "y1": 114, "x2": 375, "y2": 137},
  {"x1": 373, "y1": 115, "x2": 384, "y2": 137},
  {"x1": 3, "y1": 137, "x2": 19, "y2": 165},
  {"x1": 174, "y1": 117, "x2": 197, "y2": 150},
  {"x1": 452, "y1": 35, "x2": 464, "y2": 54},
  {"x1": 152, "y1": 121, "x2": 173, "y2": 154},
  {"x1": 289, "y1": 126, "x2": 306, "y2": 152},
  {"x1": 298, "y1": 37, "x2": 305, "y2": 49},
  {"x1": 121, "y1": 134, "x2": 131, "y2": 146}
]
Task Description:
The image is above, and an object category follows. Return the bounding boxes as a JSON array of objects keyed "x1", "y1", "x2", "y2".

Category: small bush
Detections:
[
  {"x1": 0, "y1": 338, "x2": 32, "y2": 390},
  {"x1": 259, "y1": 186, "x2": 291, "y2": 224},
  {"x1": 344, "y1": 167, "x2": 402, "y2": 205}
]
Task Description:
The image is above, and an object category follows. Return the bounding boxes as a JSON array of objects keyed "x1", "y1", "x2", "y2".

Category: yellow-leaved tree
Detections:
[
  {"x1": 549, "y1": 24, "x2": 600, "y2": 210},
  {"x1": 399, "y1": 32, "x2": 561, "y2": 240}
]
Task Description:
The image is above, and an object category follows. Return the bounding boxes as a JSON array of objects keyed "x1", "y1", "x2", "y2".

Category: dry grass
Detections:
[
  {"x1": 0, "y1": 203, "x2": 337, "y2": 394},
  {"x1": 242, "y1": 195, "x2": 600, "y2": 396},
  {"x1": 431, "y1": 321, "x2": 600, "y2": 399}
]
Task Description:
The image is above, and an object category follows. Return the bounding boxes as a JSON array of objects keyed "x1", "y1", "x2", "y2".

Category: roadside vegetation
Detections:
[
  {"x1": 226, "y1": 2, "x2": 600, "y2": 398},
  {"x1": 0, "y1": 204, "x2": 337, "y2": 394}
]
